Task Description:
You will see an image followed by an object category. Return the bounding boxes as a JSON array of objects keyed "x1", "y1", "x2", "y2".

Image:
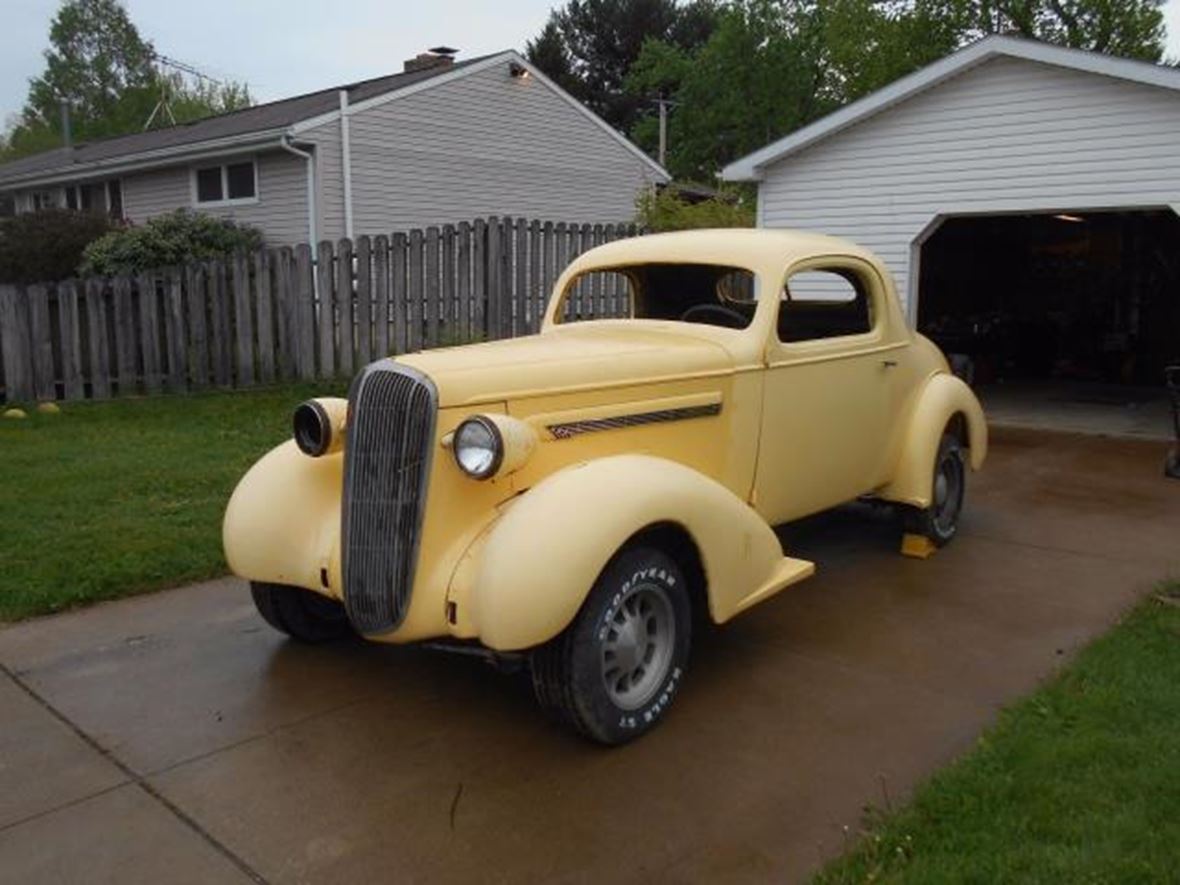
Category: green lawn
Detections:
[
  {"x1": 815, "y1": 587, "x2": 1180, "y2": 884},
  {"x1": 0, "y1": 384, "x2": 342, "y2": 621}
]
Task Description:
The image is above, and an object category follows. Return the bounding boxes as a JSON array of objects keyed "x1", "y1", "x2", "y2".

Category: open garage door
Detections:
[{"x1": 917, "y1": 209, "x2": 1180, "y2": 437}]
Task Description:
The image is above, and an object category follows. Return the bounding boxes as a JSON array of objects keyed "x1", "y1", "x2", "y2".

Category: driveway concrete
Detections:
[{"x1": 1, "y1": 428, "x2": 1177, "y2": 884}]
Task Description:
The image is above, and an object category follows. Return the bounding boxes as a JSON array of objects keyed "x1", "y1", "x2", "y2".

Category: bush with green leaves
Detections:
[
  {"x1": 0, "y1": 209, "x2": 117, "y2": 284},
  {"x1": 635, "y1": 185, "x2": 755, "y2": 232},
  {"x1": 80, "y1": 209, "x2": 263, "y2": 276}
]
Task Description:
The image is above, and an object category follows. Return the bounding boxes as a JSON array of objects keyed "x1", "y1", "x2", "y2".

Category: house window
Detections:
[
  {"x1": 194, "y1": 160, "x2": 257, "y2": 205},
  {"x1": 31, "y1": 190, "x2": 58, "y2": 211},
  {"x1": 107, "y1": 180, "x2": 123, "y2": 220},
  {"x1": 64, "y1": 183, "x2": 108, "y2": 213}
]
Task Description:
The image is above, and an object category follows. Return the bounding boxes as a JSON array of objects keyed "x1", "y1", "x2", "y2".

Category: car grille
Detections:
[{"x1": 341, "y1": 360, "x2": 437, "y2": 634}]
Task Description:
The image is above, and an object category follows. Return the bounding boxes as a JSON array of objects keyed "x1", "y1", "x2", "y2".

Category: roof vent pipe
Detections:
[{"x1": 60, "y1": 101, "x2": 72, "y2": 148}]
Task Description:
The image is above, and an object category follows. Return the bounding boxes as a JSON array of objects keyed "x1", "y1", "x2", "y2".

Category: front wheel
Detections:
[
  {"x1": 531, "y1": 546, "x2": 692, "y2": 745},
  {"x1": 250, "y1": 581, "x2": 354, "y2": 643},
  {"x1": 905, "y1": 433, "x2": 966, "y2": 546}
]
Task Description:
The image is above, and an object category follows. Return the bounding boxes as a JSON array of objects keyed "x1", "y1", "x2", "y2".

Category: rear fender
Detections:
[
  {"x1": 447, "y1": 455, "x2": 814, "y2": 651},
  {"x1": 879, "y1": 372, "x2": 987, "y2": 508}
]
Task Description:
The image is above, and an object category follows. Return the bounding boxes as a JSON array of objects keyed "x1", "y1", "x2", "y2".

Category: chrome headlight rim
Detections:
[
  {"x1": 293, "y1": 399, "x2": 332, "y2": 457},
  {"x1": 453, "y1": 415, "x2": 504, "y2": 480}
]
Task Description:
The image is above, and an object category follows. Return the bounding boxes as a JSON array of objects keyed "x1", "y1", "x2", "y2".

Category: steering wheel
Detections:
[{"x1": 680, "y1": 303, "x2": 749, "y2": 329}]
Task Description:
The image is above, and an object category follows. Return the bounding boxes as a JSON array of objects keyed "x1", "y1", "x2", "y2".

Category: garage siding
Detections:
[
  {"x1": 344, "y1": 62, "x2": 663, "y2": 234},
  {"x1": 122, "y1": 150, "x2": 309, "y2": 246},
  {"x1": 757, "y1": 56, "x2": 1180, "y2": 314}
]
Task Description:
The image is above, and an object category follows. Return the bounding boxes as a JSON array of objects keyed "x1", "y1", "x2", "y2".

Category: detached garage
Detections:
[{"x1": 723, "y1": 36, "x2": 1180, "y2": 435}]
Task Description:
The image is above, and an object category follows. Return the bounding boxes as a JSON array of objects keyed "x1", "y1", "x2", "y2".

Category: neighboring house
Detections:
[
  {"x1": 0, "y1": 49, "x2": 668, "y2": 245},
  {"x1": 722, "y1": 36, "x2": 1180, "y2": 395}
]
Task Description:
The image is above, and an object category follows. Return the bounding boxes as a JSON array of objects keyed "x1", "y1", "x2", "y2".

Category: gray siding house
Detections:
[{"x1": 0, "y1": 50, "x2": 668, "y2": 246}]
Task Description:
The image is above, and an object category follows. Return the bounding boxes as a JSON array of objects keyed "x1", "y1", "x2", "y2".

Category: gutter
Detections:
[
  {"x1": 279, "y1": 134, "x2": 317, "y2": 258},
  {"x1": 339, "y1": 90, "x2": 354, "y2": 240},
  {"x1": 0, "y1": 128, "x2": 290, "y2": 190}
]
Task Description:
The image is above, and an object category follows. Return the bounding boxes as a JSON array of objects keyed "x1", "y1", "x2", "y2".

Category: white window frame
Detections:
[{"x1": 190, "y1": 158, "x2": 260, "y2": 208}]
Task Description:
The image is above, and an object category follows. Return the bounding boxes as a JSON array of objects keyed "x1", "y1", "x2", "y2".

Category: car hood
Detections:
[{"x1": 396, "y1": 322, "x2": 737, "y2": 408}]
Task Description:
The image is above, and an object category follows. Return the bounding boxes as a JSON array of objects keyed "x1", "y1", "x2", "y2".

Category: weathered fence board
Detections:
[
  {"x1": 294, "y1": 245, "x2": 316, "y2": 381},
  {"x1": 0, "y1": 216, "x2": 640, "y2": 403},
  {"x1": 316, "y1": 240, "x2": 335, "y2": 379},
  {"x1": 337, "y1": 238, "x2": 355, "y2": 377},
  {"x1": 232, "y1": 253, "x2": 255, "y2": 388},
  {"x1": 57, "y1": 282, "x2": 84, "y2": 400},
  {"x1": 373, "y1": 235, "x2": 390, "y2": 358},
  {"x1": 137, "y1": 273, "x2": 162, "y2": 394},
  {"x1": 210, "y1": 263, "x2": 232, "y2": 387},
  {"x1": 164, "y1": 272, "x2": 186, "y2": 393},
  {"x1": 254, "y1": 251, "x2": 275, "y2": 384},
  {"x1": 1, "y1": 286, "x2": 33, "y2": 402},
  {"x1": 355, "y1": 236, "x2": 373, "y2": 366},
  {"x1": 84, "y1": 279, "x2": 111, "y2": 399}
]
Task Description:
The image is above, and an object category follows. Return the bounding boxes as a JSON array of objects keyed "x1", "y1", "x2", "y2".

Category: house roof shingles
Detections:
[{"x1": 0, "y1": 53, "x2": 499, "y2": 187}]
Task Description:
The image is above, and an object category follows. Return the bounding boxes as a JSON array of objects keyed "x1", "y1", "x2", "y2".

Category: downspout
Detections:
[
  {"x1": 338, "y1": 90, "x2": 354, "y2": 240},
  {"x1": 279, "y1": 134, "x2": 317, "y2": 259}
]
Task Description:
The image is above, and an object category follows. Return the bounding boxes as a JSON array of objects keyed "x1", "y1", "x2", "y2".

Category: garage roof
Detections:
[{"x1": 721, "y1": 36, "x2": 1180, "y2": 181}]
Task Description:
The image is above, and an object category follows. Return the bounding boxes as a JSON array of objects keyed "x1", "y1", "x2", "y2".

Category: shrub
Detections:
[
  {"x1": 635, "y1": 184, "x2": 755, "y2": 232},
  {"x1": 80, "y1": 209, "x2": 263, "y2": 276},
  {"x1": 0, "y1": 209, "x2": 118, "y2": 284}
]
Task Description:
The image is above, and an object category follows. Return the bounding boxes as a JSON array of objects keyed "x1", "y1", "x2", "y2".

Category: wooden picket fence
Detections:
[{"x1": 0, "y1": 217, "x2": 640, "y2": 404}]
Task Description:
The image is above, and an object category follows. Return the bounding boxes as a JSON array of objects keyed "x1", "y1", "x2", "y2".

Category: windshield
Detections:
[{"x1": 555, "y1": 263, "x2": 758, "y2": 330}]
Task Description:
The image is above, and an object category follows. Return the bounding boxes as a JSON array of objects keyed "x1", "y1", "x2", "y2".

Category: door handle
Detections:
[{"x1": 881, "y1": 359, "x2": 898, "y2": 369}]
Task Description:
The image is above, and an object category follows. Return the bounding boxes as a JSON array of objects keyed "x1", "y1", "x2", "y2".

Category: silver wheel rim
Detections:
[
  {"x1": 600, "y1": 582, "x2": 675, "y2": 711},
  {"x1": 932, "y1": 451, "x2": 964, "y2": 536}
]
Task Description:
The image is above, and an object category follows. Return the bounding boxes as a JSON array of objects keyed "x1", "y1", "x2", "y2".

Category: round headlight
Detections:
[
  {"x1": 453, "y1": 416, "x2": 503, "y2": 479},
  {"x1": 293, "y1": 400, "x2": 331, "y2": 457}
]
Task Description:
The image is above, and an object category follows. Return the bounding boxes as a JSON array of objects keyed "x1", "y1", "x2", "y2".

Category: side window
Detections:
[{"x1": 778, "y1": 268, "x2": 873, "y2": 343}]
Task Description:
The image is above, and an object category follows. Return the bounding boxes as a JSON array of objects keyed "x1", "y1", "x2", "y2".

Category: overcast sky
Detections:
[{"x1": 2, "y1": 0, "x2": 1179, "y2": 126}]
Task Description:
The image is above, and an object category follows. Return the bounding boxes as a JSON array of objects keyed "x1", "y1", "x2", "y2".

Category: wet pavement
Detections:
[{"x1": 1, "y1": 428, "x2": 1177, "y2": 884}]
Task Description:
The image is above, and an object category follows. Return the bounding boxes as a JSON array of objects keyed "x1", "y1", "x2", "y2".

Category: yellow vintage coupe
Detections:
[{"x1": 224, "y1": 229, "x2": 987, "y2": 744}]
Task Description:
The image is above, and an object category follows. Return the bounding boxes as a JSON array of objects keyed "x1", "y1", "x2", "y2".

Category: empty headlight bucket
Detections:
[
  {"x1": 293, "y1": 397, "x2": 348, "y2": 457},
  {"x1": 453, "y1": 414, "x2": 536, "y2": 480}
]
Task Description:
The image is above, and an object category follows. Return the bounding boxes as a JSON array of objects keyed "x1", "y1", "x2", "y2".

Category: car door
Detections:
[{"x1": 753, "y1": 256, "x2": 905, "y2": 525}]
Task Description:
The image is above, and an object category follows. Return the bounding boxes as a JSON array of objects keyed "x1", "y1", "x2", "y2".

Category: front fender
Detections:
[
  {"x1": 879, "y1": 372, "x2": 987, "y2": 508},
  {"x1": 448, "y1": 455, "x2": 814, "y2": 651},
  {"x1": 222, "y1": 441, "x2": 342, "y2": 596}
]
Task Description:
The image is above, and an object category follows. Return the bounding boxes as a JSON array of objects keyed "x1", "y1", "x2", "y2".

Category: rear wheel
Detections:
[
  {"x1": 531, "y1": 546, "x2": 692, "y2": 745},
  {"x1": 905, "y1": 433, "x2": 966, "y2": 546},
  {"x1": 250, "y1": 581, "x2": 354, "y2": 643}
]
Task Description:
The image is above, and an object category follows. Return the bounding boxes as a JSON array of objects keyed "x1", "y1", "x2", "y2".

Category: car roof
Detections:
[{"x1": 566, "y1": 228, "x2": 879, "y2": 275}]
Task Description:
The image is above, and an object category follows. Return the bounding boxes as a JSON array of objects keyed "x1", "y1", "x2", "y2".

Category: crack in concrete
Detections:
[{"x1": 0, "y1": 660, "x2": 269, "y2": 885}]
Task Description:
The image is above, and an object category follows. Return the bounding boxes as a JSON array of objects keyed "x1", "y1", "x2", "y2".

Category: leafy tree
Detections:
[
  {"x1": 630, "y1": 1, "x2": 842, "y2": 179},
  {"x1": 526, "y1": 0, "x2": 720, "y2": 133},
  {"x1": 955, "y1": 0, "x2": 1166, "y2": 59},
  {"x1": 2, "y1": 0, "x2": 251, "y2": 159},
  {"x1": 630, "y1": 0, "x2": 1167, "y2": 180}
]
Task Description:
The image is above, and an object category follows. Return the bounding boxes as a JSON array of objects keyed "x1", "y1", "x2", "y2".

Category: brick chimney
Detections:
[{"x1": 404, "y1": 46, "x2": 457, "y2": 73}]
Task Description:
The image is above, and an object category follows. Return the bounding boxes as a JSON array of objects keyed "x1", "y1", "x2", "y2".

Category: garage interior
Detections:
[{"x1": 917, "y1": 209, "x2": 1180, "y2": 438}]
